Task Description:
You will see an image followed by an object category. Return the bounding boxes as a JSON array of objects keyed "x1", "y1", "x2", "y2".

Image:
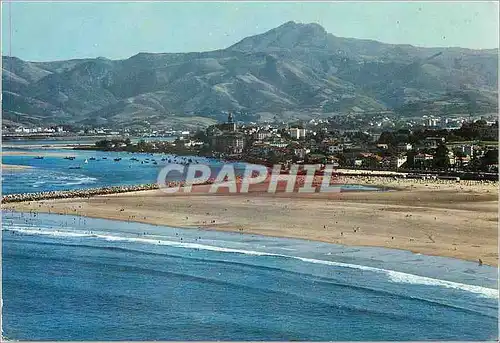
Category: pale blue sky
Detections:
[{"x1": 2, "y1": 1, "x2": 498, "y2": 61}]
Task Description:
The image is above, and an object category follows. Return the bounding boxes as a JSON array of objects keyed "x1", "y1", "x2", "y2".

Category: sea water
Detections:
[
  {"x1": 2, "y1": 212, "x2": 498, "y2": 341},
  {"x1": 2, "y1": 148, "x2": 215, "y2": 194},
  {"x1": 2, "y1": 147, "x2": 380, "y2": 194},
  {"x1": 2, "y1": 146, "x2": 498, "y2": 340}
]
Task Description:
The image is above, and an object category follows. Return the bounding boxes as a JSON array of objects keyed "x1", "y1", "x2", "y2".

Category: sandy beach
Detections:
[
  {"x1": 1, "y1": 164, "x2": 33, "y2": 171},
  {"x1": 2, "y1": 150, "x2": 75, "y2": 157},
  {"x1": 4, "y1": 177, "x2": 498, "y2": 266}
]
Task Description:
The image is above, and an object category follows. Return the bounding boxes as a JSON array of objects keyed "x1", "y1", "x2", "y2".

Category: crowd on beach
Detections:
[{"x1": 337, "y1": 175, "x2": 498, "y2": 189}]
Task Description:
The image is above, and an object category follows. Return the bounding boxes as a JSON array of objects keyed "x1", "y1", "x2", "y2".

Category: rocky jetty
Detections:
[
  {"x1": 0, "y1": 179, "x2": 223, "y2": 203},
  {"x1": 2, "y1": 184, "x2": 160, "y2": 203}
]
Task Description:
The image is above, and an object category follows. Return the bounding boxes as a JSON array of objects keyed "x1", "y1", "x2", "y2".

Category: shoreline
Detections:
[
  {"x1": 2, "y1": 150, "x2": 75, "y2": 157},
  {"x1": 3, "y1": 177, "x2": 498, "y2": 266},
  {"x1": 1, "y1": 164, "x2": 34, "y2": 171}
]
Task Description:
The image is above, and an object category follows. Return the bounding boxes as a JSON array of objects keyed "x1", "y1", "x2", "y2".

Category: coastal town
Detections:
[
  {"x1": 2, "y1": 2, "x2": 499, "y2": 341},
  {"x1": 69, "y1": 112, "x2": 497, "y2": 179}
]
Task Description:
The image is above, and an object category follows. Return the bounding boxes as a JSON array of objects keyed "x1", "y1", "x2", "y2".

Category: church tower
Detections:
[{"x1": 217, "y1": 111, "x2": 236, "y2": 132}]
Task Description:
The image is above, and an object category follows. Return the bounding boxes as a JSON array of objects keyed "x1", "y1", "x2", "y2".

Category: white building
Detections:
[
  {"x1": 254, "y1": 130, "x2": 272, "y2": 141},
  {"x1": 269, "y1": 141, "x2": 288, "y2": 148},
  {"x1": 288, "y1": 128, "x2": 306, "y2": 139},
  {"x1": 184, "y1": 140, "x2": 204, "y2": 148},
  {"x1": 424, "y1": 137, "x2": 445, "y2": 149},
  {"x1": 327, "y1": 144, "x2": 344, "y2": 154},
  {"x1": 414, "y1": 153, "x2": 434, "y2": 163},
  {"x1": 294, "y1": 148, "x2": 310, "y2": 159},
  {"x1": 426, "y1": 118, "x2": 440, "y2": 127},
  {"x1": 461, "y1": 144, "x2": 475, "y2": 157},
  {"x1": 391, "y1": 155, "x2": 408, "y2": 168},
  {"x1": 397, "y1": 143, "x2": 413, "y2": 151}
]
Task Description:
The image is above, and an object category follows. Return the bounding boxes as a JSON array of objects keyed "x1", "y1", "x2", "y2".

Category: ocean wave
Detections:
[
  {"x1": 294, "y1": 257, "x2": 498, "y2": 299},
  {"x1": 8, "y1": 236, "x2": 497, "y2": 319},
  {"x1": 4, "y1": 226, "x2": 498, "y2": 299},
  {"x1": 13, "y1": 170, "x2": 99, "y2": 188},
  {"x1": 62, "y1": 177, "x2": 98, "y2": 186},
  {"x1": 50, "y1": 173, "x2": 98, "y2": 185}
]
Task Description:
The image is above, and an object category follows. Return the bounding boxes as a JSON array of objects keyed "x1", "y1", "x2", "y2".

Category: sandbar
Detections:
[{"x1": 4, "y1": 177, "x2": 498, "y2": 266}]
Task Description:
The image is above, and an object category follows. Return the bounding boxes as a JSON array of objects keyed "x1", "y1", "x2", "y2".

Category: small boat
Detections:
[
  {"x1": 114, "y1": 158, "x2": 121, "y2": 162},
  {"x1": 34, "y1": 156, "x2": 44, "y2": 159},
  {"x1": 89, "y1": 157, "x2": 96, "y2": 161},
  {"x1": 102, "y1": 157, "x2": 107, "y2": 160},
  {"x1": 69, "y1": 166, "x2": 81, "y2": 170},
  {"x1": 84, "y1": 159, "x2": 88, "y2": 164}
]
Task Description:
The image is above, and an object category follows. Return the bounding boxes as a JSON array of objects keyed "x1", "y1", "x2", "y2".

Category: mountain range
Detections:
[{"x1": 2, "y1": 21, "x2": 498, "y2": 129}]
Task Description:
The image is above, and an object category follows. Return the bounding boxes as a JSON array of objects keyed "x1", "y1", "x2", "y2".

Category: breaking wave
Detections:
[{"x1": 5, "y1": 226, "x2": 498, "y2": 300}]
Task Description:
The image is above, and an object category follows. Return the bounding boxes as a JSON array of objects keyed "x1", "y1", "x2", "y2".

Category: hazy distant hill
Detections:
[{"x1": 2, "y1": 21, "x2": 498, "y2": 129}]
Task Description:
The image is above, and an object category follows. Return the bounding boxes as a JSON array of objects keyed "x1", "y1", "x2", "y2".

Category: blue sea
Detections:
[
  {"x1": 1, "y1": 144, "x2": 499, "y2": 341},
  {"x1": 1, "y1": 147, "x2": 224, "y2": 195},
  {"x1": 1, "y1": 147, "x2": 380, "y2": 194},
  {"x1": 2, "y1": 212, "x2": 498, "y2": 341}
]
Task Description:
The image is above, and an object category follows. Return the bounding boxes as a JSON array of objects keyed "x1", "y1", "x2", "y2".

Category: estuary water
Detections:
[{"x1": 1, "y1": 147, "x2": 380, "y2": 194}]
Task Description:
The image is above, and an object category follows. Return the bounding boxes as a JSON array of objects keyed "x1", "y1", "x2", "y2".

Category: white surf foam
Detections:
[
  {"x1": 5, "y1": 226, "x2": 498, "y2": 299},
  {"x1": 27, "y1": 171, "x2": 98, "y2": 187},
  {"x1": 55, "y1": 174, "x2": 98, "y2": 186},
  {"x1": 63, "y1": 176, "x2": 98, "y2": 186}
]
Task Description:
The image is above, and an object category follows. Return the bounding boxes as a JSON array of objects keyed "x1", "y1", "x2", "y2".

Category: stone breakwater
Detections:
[
  {"x1": 0, "y1": 179, "x2": 222, "y2": 203},
  {"x1": 2, "y1": 184, "x2": 159, "y2": 203}
]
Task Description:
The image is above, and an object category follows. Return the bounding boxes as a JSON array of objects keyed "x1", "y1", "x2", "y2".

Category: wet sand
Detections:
[
  {"x1": 1, "y1": 164, "x2": 33, "y2": 171},
  {"x1": 2, "y1": 145, "x2": 78, "y2": 150},
  {"x1": 2, "y1": 150, "x2": 74, "y2": 157},
  {"x1": 4, "y1": 178, "x2": 498, "y2": 266}
]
